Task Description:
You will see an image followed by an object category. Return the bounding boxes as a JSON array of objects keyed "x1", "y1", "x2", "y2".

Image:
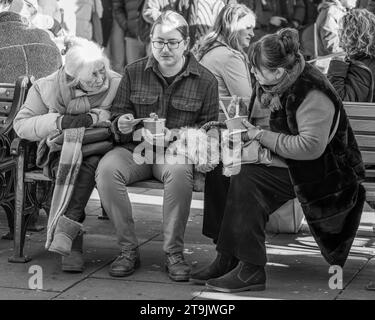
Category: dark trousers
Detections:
[
  {"x1": 203, "y1": 164, "x2": 230, "y2": 242},
  {"x1": 64, "y1": 155, "x2": 101, "y2": 223},
  {"x1": 204, "y1": 164, "x2": 295, "y2": 266}
]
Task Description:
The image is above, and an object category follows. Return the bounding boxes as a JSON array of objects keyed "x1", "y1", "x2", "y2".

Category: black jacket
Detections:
[
  {"x1": 113, "y1": 0, "x2": 140, "y2": 38},
  {"x1": 266, "y1": 63, "x2": 365, "y2": 267},
  {"x1": 328, "y1": 55, "x2": 375, "y2": 102}
]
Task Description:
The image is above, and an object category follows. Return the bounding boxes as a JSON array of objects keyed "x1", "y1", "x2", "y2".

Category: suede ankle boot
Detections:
[
  {"x1": 61, "y1": 231, "x2": 84, "y2": 273},
  {"x1": 190, "y1": 252, "x2": 238, "y2": 285},
  {"x1": 49, "y1": 215, "x2": 82, "y2": 256},
  {"x1": 206, "y1": 261, "x2": 266, "y2": 293}
]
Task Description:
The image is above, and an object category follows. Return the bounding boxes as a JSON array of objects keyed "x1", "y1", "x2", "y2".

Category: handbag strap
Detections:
[{"x1": 328, "y1": 110, "x2": 340, "y2": 143}]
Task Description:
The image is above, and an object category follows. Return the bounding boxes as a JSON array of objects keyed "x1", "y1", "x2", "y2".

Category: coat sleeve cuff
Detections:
[{"x1": 259, "y1": 130, "x2": 280, "y2": 153}]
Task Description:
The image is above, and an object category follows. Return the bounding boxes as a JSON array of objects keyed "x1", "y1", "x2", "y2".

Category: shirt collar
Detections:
[{"x1": 145, "y1": 52, "x2": 201, "y2": 77}]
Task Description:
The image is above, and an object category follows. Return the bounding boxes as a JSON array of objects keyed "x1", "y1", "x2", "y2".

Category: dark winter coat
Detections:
[
  {"x1": 328, "y1": 55, "x2": 375, "y2": 102},
  {"x1": 268, "y1": 63, "x2": 366, "y2": 266},
  {"x1": 0, "y1": 12, "x2": 62, "y2": 83},
  {"x1": 113, "y1": 0, "x2": 141, "y2": 38}
]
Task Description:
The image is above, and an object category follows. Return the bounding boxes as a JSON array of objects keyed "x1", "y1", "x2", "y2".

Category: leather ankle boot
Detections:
[
  {"x1": 109, "y1": 248, "x2": 140, "y2": 277},
  {"x1": 165, "y1": 252, "x2": 191, "y2": 282},
  {"x1": 190, "y1": 252, "x2": 238, "y2": 285},
  {"x1": 206, "y1": 261, "x2": 266, "y2": 293}
]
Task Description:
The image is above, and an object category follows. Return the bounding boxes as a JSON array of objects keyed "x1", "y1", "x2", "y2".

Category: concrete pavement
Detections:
[{"x1": 0, "y1": 187, "x2": 374, "y2": 300}]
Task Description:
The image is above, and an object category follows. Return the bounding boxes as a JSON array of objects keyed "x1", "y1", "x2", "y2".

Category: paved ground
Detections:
[{"x1": 0, "y1": 187, "x2": 374, "y2": 300}]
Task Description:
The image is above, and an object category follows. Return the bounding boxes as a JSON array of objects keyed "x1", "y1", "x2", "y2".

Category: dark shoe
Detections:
[
  {"x1": 206, "y1": 261, "x2": 266, "y2": 293},
  {"x1": 166, "y1": 252, "x2": 191, "y2": 282},
  {"x1": 190, "y1": 252, "x2": 238, "y2": 285},
  {"x1": 61, "y1": 232, "x2": 84, "y2": 273},
  {"x1": 109, "y1": 248, "x2": 140, "y2": 277},
  {"x1": 49, "y1": 216, "x2": 82, "y2": 256}
]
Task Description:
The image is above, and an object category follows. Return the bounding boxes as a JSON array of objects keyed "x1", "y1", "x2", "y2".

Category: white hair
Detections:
[{"x1": 64, "y1": 37, "x2": 110, "y2": 82}]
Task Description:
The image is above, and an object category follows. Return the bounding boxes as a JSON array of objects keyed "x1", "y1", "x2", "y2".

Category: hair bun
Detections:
[{"x1": 278, "y1": 28, "x2": 300, "y2": 57}]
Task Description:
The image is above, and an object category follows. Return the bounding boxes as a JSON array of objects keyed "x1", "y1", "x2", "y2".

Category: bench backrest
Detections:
[
  {"x1": 0, "y1": 76, "x2": 31, "y2": 134},
  {"x1": 343, "y1": 101, "x2": 375, "y2": 178},
  {"x1": 0, "y1": 76, "x2": 31, "y2": 161}
]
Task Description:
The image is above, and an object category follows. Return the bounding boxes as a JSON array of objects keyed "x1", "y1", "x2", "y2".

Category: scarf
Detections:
[
  {"x1": 52, "y1": 67, "x2": 110, "y2": 115},
  {"x1": 255, "y1": 53, "x2": 305, "y2": 112}
]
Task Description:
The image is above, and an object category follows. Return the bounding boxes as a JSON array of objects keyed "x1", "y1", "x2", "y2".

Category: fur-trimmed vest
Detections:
[{"x1": 267, "y1": 63, "x2": 366, "y2": 266}]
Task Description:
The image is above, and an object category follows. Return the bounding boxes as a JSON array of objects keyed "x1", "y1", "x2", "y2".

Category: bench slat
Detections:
[
  {"x1": 344, "y1": 104, "x2": 375, "y2": 118},
  {"x1": 355, "y1": 135, "x2": 375, "y2": 150},
  {"x1": 361, "y1": 151, "x2": 375, "y2": 166},
  {"x1": 0, "y1": 87, "x2": 15, "y2": 101},
  {"x1": 349, "y1": 119, "x2": 375, "y2": 134},
  {"x1": 0, "y1": 102, "x2": 12, "y2": 115},
  {"x1": 25, "y1": 171, "x2": 52, "y2": 182}
]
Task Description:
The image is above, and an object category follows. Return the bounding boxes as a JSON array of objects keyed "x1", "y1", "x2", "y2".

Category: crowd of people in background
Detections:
[{"x1": 2, "y1": 0, "x2": 375, "y2": 73}]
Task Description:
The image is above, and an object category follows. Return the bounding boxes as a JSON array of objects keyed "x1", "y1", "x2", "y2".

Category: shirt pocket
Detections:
[
  {"x1": 170, "y1": 97, "x2": 202, "y2": 126},
  {"x1": 130, "y1": 93, "x2": 159, "y2": 118}
]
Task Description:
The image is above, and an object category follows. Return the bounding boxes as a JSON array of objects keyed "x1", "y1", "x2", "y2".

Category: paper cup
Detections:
[
  {"x1": 143, "y1": 118, "x2": 166, "y2": 136},
  {"x1": 225, "y1": 116, "x2": 248, "y2": 134}
]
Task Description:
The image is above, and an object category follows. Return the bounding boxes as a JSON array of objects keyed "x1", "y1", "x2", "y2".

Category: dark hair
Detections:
[
  {"x1": 150, "y1": 10, "x2": 189, "y2": 40},
  {"x1": 0, "y1": 0, "x2": 13, "y2": 6},
  {"x1": 250, "y1": 28, "x2": 301, "y2": 71}
]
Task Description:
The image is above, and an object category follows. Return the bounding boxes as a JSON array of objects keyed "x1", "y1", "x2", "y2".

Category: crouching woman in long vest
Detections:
[{"x1": 193, "y1": 28, "x2": 366, "y2": 293}]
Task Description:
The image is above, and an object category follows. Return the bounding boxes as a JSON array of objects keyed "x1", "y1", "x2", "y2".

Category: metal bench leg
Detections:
[
  {"x1": 8, "y1": 147, "x2": 31, "y2": 263},
  {"x1": 1, "y1": 203, "x2": 14, "y2": 240}
]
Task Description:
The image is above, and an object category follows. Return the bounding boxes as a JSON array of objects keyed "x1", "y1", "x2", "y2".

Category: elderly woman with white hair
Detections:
[{"x1": 13, "y1": 37, "x2": 122, "y2": 273}]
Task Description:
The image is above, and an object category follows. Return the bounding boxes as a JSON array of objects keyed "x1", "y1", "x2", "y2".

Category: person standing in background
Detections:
[
  {"x1": 314, "y1": 0, "x2": 357, "y2": 72},
  {"x1": 142, "y1": 0, "x2": 179, "y2": 23},
  {"x1": 178, "y1": 0, "x2": 233, "y2": 47},
  {"x1": 100, "y1": 0, "x2": 113, "y2": 49},
  {"x1": 113, "y1": 0, "x2": 147, "y2": 65},
  {"x1": 58, "y1": 0, "x2": 103, "y2": 42}
]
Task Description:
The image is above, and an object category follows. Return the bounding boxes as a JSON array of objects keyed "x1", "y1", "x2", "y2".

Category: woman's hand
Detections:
[{"x1": 241, "y1": 119, "x2": 263, "y2": 142}]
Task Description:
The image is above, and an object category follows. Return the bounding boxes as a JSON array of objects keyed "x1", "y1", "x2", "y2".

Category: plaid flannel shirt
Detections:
[{"x1": 111, "y1": 52, "x2": 219, "y2": 146}]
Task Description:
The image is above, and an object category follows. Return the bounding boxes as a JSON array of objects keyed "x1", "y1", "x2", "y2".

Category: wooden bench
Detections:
[
  {"x1": 343, "y1": 101, "x2": 375, "y2": 210},
  {"x1": 0, "y1": 76, "x2": 33, "y2": 243},
  {"x1": 16, "y1": 97, "x2": 375, "y2": 263}
]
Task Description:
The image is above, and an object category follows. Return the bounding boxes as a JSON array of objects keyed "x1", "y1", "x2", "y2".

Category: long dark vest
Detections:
[{"x1": 253, "y1": 63, "x2": 366, "y2": 266}]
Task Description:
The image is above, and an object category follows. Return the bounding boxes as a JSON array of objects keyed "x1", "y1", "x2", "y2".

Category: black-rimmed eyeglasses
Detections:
[{"x1": 151, "y1": 39, "x2": 184, "y2": 50}]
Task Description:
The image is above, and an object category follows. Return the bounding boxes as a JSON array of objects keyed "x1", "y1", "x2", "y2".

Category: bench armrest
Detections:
[{"x1": 10, "y1": 137, "x2": 34, "y2": 156}]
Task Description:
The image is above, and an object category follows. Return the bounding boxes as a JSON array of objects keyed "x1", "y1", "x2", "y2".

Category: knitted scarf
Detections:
[
  {"x1": 52, "y1": 67, "x2": 110, "y2": 115},
  {"x1": 255, "y1": 53, "x2": 305, "y2": 112}
]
